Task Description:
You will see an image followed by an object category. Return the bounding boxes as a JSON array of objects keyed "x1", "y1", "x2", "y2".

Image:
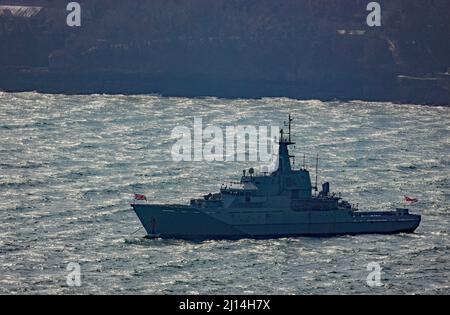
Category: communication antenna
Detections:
[
  {"x1": 314, "y1": 153, "x2": 319, "y2": 192},
  {"x1": 283, "y1": 114, "x2": 294, "y2": 142},
  {"x1": 288, "y1": 114, "x2": 293, "y2": 143}
]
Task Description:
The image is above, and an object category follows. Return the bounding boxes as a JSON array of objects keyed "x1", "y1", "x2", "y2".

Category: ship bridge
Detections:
[{"x1": 220, "y1": 181, "x2": 258, "y2": 195}]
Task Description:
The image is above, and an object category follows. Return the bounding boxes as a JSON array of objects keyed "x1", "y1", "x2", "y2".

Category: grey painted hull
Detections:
[{"x1": 132, "y1": 204, "x2": 421, "y2": 240}]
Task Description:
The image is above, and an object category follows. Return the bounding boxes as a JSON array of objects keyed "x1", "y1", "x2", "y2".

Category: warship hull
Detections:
[{"x1": 132, "y1": 204, "x2": 421, "y2": 240}]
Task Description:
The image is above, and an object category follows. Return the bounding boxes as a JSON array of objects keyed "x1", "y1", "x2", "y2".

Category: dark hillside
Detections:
[{"x1": 0, "y1": 0, "x2": 449, "y2": 104}]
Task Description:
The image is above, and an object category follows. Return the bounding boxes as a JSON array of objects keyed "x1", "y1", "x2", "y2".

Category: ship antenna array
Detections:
[
  {"x1": 283, "y1": 114, "x2": 294, "y2": 142},
  {"x1": 314, "y1": 153, "x2": 319, "y2": 192},
  {"x1": 288, "y1": 114, "x2": 293, "y2": 142}
]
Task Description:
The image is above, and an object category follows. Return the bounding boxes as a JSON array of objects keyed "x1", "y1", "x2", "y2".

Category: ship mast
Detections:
[
  {"x1": 286, "y1": 114, "x2": 295, "y2": 167},
  {"x1": 314, "y1": 153, "x2": 319, "y2": 192},
  {"x1": 277, "y1": 114, "x2": 296, "y2": 174},
  {"x1": 288, "y1": 114, "x2": 293, "y2": 143}
]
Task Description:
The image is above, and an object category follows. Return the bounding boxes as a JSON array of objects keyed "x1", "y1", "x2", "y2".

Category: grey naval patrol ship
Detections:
[{"x1": 131, "y1": 115, "x2": 421, "y2": 240}]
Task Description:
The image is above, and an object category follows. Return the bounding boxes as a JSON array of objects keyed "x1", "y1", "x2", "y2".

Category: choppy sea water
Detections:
[{"x1": 0, "y1": 92, "x2": 449, "y2": 294}]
